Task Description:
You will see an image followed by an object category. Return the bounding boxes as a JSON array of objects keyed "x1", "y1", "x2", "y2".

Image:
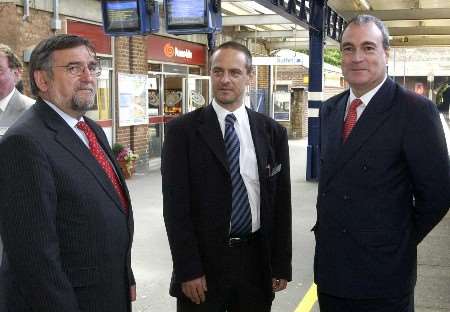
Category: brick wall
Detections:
[
  {"x1": 114, "y1": 36, "x2": 150, "y2": 169},
  {"x1": 275, "y1": 65, "x2": 346, "y2": 138},
  {"x1": 0, "y1": 4, "x2": 151, "y2": 169},
  {"x1": 0, "y1": 4, "x2": 62, "y2": 97}
]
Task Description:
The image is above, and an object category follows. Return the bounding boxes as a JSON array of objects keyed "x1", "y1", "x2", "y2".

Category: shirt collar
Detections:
[
  {"x1": 0, "y1": 88, "x2": 16, "y2": 112},
  {"x1": 349, "y1": 74, "x2": 387, "y2": 106},
  {"x1": 44, "y1": 99, "x2": 85, "y2": 129},
  {"x1": 212, "y1": 99, "x2": 247, "y2": 125}
]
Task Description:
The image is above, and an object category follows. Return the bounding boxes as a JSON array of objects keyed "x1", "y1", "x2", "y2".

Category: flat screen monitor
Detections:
[
  {"x1": 103, "y1": 0, "x2": 141, "y2": 34},
  {"x1": 166, "y1": 0, "x2": 207, "y2": 29}
]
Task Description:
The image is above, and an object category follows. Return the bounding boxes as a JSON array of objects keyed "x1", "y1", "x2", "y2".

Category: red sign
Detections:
[
  {"x1": 67, "y1": 20, "x2": 111, "y2": 55},
  {"x1": 146, "y1": 35, "x2": 206, "y2": 66}
]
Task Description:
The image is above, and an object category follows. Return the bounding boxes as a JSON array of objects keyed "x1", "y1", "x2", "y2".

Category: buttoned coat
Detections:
[
  {"x1": 314, "y1": 78, "x2": 450, "y2": 299},
  {"x1": 162, "y1": 104, "x2": 292, "y2": 300},
  {"x1": 0, "y1": 99, "x2": 134, "y2": 312}
]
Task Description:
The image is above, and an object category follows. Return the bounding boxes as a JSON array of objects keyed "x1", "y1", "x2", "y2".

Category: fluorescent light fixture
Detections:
[{"x1": 359, "y1": 0, "x2": 371, "y2": 10}]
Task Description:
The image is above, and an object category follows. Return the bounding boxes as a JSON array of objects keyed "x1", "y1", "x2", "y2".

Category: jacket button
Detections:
[
  {"x1": 342, "y1": 228, "x2": 347, "y2": 233},
  {"x1": 321, "y1": 192, "x2": 327, "y2": 197},
  {"x1": 362, "y1": 164, "x2": 368, "y2": 171},
  {"x1": 343, "y1": 194, "x2": 350, "y2": 200}
]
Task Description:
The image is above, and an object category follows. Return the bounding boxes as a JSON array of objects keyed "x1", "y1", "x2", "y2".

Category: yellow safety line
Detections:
[{"x1": 294, "y1": 283, "x2": 318, "y2": 312}]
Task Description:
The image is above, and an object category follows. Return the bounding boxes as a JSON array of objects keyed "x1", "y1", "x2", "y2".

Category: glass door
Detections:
[
  {"x1": 184, "y1": 76, "x2": 211, "y2": 113},
  {"x1": 147, "y1": 74, "x2": 163, "y2": 159},
  {"x1": 164, "y1": 75, "x2": 184, "y2": 116}
]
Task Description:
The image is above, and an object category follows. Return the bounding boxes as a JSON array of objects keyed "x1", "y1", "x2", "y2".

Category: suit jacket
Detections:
[
  {"x1": 0, "y1": 88, "x2": 34, "y2": 129},
  {"x1": 0, "y1": 99, "x2": 134, "y2": 312},
  {"x1": 0, "y1": 89, "x2": 33, "y2": 269},
  {"x1": 162, "y1": 104, "x2": 292, "y2": 299},
  {"x1": 315, "y1": 78, "x2": 450, "y2": 299}
]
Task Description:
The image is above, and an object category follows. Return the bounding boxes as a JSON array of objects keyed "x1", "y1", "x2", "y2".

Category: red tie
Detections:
[
  {"x1": 76, "y1": 121, "x2": 128, "y2": 213},
  {"x1": 342, "y1": 98, "x2": 363, "y2": 142}
]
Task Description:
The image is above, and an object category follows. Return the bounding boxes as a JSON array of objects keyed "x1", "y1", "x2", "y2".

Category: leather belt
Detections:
[{"x1": 227, "y1": 230, "x2": 260, "y2": 247}]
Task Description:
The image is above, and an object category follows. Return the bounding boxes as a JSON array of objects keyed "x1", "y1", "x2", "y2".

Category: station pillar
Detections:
[{"x1": 306, "y1": 0, "x2": 326, "y2": 181}]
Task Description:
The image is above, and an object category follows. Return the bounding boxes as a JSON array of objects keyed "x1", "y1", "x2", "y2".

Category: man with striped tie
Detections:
[
  {"x1": 162, "y1": 41, "x2": 292, "y2": 312},
  {"x1": 315, "y1": 15, "x2": 450, "y2": 311}
]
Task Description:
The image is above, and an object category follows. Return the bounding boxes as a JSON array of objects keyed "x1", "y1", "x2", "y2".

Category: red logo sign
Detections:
[{"x1": 163, "y1": 43, "x2": 175, "y2": 58}]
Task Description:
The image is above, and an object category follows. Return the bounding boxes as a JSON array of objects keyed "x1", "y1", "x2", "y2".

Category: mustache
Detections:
[{"x1": 76, "y1": 86, "x2": 95, "y2": 93}]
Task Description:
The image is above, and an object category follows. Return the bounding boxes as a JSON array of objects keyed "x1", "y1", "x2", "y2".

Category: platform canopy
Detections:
[{"x1": 222, "y1": 0, "x2": 450, "y2": 49}]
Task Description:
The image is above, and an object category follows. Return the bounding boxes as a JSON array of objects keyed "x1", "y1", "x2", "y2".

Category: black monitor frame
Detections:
[
  {"x1": 103, "y1": 0, "x2": 142, "y2": 34},
  {"x1": 165, "y1": 0, "x2": 208, "y2": 30}
]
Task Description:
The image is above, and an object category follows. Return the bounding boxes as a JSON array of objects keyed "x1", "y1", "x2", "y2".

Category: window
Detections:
[{"x1": 85, "y1": 57, "x2": 113, "y2": 121}]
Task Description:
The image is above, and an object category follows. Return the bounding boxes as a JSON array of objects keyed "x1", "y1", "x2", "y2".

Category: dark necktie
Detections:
[
  {"x1": 224, "y1": 113, "x2": 252, "y2": 236},
  {"x1": 76, "y1": 121, "x2": 128, "y2": 213},
  {"x1": 342, "y1": 98, "x2": 363, "y2": 142}
]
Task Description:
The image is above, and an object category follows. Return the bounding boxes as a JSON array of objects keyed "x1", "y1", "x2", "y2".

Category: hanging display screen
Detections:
[
  {"x1": 103, "y1": 0, "x2": 141, "y2": 33},
  {"x1": 166, "y1": 0, "x2": 207, "y2": 29}
]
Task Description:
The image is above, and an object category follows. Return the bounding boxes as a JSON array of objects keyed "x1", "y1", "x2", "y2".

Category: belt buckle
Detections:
[{"x1": 228, "y1": 237, "x2": 241, "y2": 247}]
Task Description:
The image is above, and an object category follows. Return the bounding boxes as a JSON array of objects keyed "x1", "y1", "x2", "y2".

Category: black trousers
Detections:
[
  {"x1": 177, "y1": 235, "x2": 272, "y2": 312},
  {"x1": 318, "y1": 292, "x2": 414, "y2": 312}
]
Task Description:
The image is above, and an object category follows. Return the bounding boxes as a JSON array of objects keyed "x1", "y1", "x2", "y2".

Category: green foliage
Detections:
[
  {"x1": 112, "y1": 143, "x2": 124, "y2": 157},
  {"x1": 294, "y1": 48, "x2": 342, "y2": 67},
  {"x1": 324, "y1": 49, "x2": 342, "y2": 66}
]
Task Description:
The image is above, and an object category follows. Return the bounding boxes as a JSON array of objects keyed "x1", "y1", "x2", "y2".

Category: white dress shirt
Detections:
[
  {"x1": 0, "y1": 88, "x2": 16, "y2": 112},
  {"x1": 345, "y1": 74, "x2": 387, "y2": 121},
  {"x1": 44, "y1": 100, "x2": 89, "y2": 147},
  {"x1": 212, "y1": 100, "x2": 261, "y2": 232}
]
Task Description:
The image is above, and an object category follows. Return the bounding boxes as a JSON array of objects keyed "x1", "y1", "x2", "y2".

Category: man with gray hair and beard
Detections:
[{"x1": 0, "y1": 34, "x2": 136, "y2": 311}]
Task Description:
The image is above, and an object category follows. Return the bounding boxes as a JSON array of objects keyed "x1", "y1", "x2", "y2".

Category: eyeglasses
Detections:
[{"x1": 54, "y1": 62, "x2": 102, "y2": 77}]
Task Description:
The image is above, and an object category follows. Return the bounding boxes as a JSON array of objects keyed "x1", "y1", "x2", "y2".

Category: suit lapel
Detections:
[
  {"x1": 1, "y1": 90, "x2": 22, "y2": 120},
  {"x1": 324, "y1": 79, "x2": 397, "y2": 185},
  {"x1": 247, "y1": 108, "x2": 269, "y2": 180},
  {"x1": 35, "y1": 100, "x2": 126, "y2": 214},
  {"x1": 85, "y1": 117, "x2": 131, "y2": 211},
  {"x1": 196, "y1": 104, "x2": 229, "y2": 172},
  {"x1": 323, "y1": 92, "x2": 348, "y2": 166}
]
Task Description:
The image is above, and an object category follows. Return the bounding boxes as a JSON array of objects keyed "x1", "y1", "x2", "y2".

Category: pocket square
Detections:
[{"x1": 270, "y1": 163, "x2": 282, "y2": 177}]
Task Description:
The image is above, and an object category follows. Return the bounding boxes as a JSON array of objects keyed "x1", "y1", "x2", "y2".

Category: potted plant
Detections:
[{"x1": 112, "y1": 143, "x2": 139, "y2": 179}]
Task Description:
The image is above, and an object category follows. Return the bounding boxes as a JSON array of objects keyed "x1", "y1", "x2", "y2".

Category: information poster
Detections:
[
  {"x1": 273, "y1": 92, "x2": 291, "y2": 121},
  {"x1": 118, "y1": 73, "x2": 148, "y2": 126}
]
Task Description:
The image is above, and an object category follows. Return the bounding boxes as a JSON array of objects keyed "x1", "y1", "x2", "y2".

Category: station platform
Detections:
[{"x1": 128, "y1": 137, "x2": 449, "y2": 312}]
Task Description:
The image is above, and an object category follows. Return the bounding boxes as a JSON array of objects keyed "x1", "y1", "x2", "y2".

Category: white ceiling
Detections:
[{"x1": 222, "y1": 0, "x2": 450, "y2": 50}]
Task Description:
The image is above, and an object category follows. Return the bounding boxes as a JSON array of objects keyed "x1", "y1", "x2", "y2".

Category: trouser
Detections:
[
  {"x1": 177, "y1": 232, "x2": 272, "y2": 312},
  {"x1": 318, "y1": 291, "x2": 414, "y2": 312}
]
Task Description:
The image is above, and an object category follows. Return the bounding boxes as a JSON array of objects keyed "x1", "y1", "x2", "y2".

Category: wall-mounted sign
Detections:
[
  {"x1": 67, "y1": 20, "x2": 111, "y2": 55},
  {"x1": 147, "y1": 35, "x2": 206, "y2": 65},
  {"x1": 118, "y1": 73, "x2": 148, "y2": 126}
]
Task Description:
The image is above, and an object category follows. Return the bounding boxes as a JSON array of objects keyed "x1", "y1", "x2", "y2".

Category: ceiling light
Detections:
[{"x1": 359, "y1": 0, "x2": 371, "y2": 10}]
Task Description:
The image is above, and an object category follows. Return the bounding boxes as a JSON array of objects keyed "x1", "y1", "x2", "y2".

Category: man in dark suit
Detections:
[
  {"x1": 315, "y1": 14, "x2": 450, "y2": 311},
  {"x1": 0, "y1": 35, "x2": 135, "y2": 311},
  {"x1": 162, "y1": 41, "x2": 292, "y2": 312}
]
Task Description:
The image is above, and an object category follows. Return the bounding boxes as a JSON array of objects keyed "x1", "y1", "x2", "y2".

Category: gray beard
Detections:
[{"x1": 71, "y1": 93, "x2": 96, "y2": 114}]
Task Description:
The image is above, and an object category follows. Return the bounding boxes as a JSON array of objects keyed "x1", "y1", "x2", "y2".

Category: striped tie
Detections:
[
  {"x1": 224, "y1": 113, "x2": 252, "y2": 237},
  {"x1": 342, "y1": 98, "x2": 363, "y2": 142}
]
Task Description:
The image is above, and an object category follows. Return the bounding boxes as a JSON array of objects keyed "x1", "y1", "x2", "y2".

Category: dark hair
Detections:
[
  {"x1": 15, "y1": 80, "x2": 24, "y2": 93},
  {"x1": 210, "y1": 41, "x2": 253, "y2": 74},
  {"x1": 340, "y1": 14, "x2": 390, "y2": 50},
  {"x1": 0, "y1": 43, "x2": 23, "y2": 70},
  {"x1": 29, "y1": 34, "x2": 96, "y2": 96}
]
